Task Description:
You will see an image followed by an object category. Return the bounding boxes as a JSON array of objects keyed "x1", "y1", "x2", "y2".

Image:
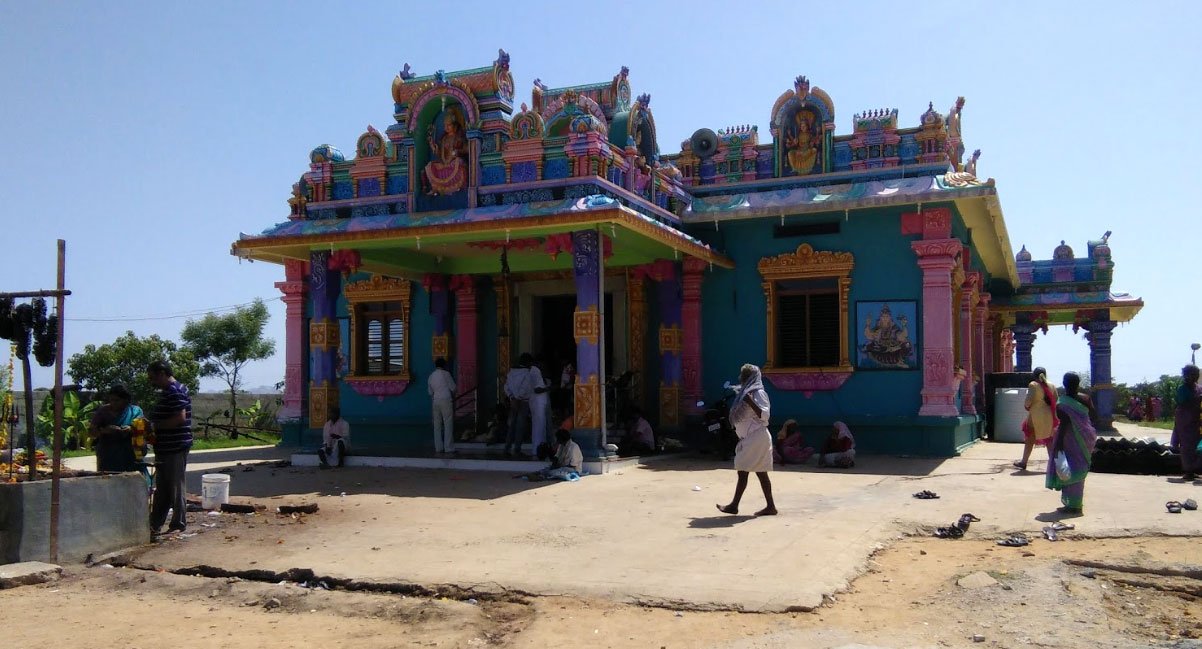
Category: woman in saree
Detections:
[
  {"x1": 1014, "y1": 366, "x2": 1058, "y2": 471},
  {"x1": 717, "y1": 364, "x2": 777, "y2": 516},
  {"x1": 88, "y1": 385, "x2": 145, "y2": 474},
  {"x1": 1171, "y1": 364, "x2": 1201, "y2": 482},
  {"x1": 774, "y1": 419, "x2": 814, "y2": 465},
  {"x1": 817, "y1": 421, "x2": 856, "y2": 468},
  {"x1": 1046, "y1": 372, "x2": 1097, "y2": 514}
]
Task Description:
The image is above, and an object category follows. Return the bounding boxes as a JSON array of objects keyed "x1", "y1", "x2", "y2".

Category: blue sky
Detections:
[{"x1": 2, "y1": 1, "x2": 1197, "y2": 392}]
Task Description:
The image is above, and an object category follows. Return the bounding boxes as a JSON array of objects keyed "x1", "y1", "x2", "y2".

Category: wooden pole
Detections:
[
  {"x1": 0, "y1": 290, "x2": 72, "y2": 299},
  {"x1": 49, "y1": 239, "x2": 67, "y2": 562}
]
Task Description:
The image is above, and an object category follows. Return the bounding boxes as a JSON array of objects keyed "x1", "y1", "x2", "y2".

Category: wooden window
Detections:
[
  {"x1": 776, "y1": 279, "x2": 840, "y2": 368},
  {"x1": 343, "y1": 275, "x2": 413, "y2": 381},
  {"x1": 358, "y1": 301, "x2": 406, "y2": 376},
  {"x1": 758, "y1": 244, "x2": 854, "y2": 372}
]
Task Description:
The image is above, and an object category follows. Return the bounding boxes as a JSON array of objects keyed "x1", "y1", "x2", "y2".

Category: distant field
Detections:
[{"x1": 13, "y1": 390, "x2": 281, "y2": 424}]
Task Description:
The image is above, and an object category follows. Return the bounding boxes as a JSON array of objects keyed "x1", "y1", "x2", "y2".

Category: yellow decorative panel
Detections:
[
  {"x1": 309, "y1": 321, "x2": 339, "y2": 350},
  {"x1": 308, "y1": 382, "x2": 339, "y2": 427},
  {"x1": 573, "y1": 305, "x2": 600, "y2": 346},
  {"x1": 658, "y1": 325, "x2": 682, "y2": 354},
  {"x1": 573, "y1": 374, "x2": 601, "y2": 429},
  {"x1": 431, "y1": 334, "x2": 451, "y2": 360},
  {"x1": 659, "y1": 382, "x2": 680, "y2": 428}
]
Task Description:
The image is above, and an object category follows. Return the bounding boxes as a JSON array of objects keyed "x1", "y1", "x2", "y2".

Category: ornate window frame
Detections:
[
  {"x1": 757, "y1": 244, "x2": 854, "y2": 392},
  {"x1": 343, "y1": 274, "x2": 413, "y2": 397}
]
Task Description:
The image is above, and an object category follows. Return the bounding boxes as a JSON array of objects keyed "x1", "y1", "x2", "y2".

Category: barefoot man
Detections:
[{"x1": 717, "y1": 363, "x2": 777, "y2": 517}]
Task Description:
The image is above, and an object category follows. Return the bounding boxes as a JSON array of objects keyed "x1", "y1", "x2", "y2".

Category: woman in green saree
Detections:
[{"x1": 1045, "y1": 372, "x2": 1097, "y2": 514}]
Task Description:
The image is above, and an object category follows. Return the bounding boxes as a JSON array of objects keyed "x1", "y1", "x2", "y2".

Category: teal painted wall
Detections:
[{"x1": 684, "y1": 206, "x2": 981, "y2": 455}]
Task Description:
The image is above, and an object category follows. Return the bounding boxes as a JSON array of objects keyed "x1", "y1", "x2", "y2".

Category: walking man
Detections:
[
  {"x1": 428, "y1": 357, "x2": 457, "y2": 454},
  {"x1": 146, "y1": 360, "x2": 193, "y2": 536}
]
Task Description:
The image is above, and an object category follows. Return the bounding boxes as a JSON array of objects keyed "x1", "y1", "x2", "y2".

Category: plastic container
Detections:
[
  {"x1": 993, "y1": 388, "x2": 1028, "y2": 443},
  {"x1": 201, "y1": 473, "x2": 231, "y2": 510}
]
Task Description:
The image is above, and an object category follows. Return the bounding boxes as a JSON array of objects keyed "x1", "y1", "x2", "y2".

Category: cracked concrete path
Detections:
[{"x1": 127, "y1": 439, "x2": 1202, "y2": 612}]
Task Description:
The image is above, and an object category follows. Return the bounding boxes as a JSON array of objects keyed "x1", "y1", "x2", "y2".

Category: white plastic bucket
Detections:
[
  {"x1": 993, "y1": 388, "x2": 1028, "y2": 443},
  {"x1": 201, "y1": 473, "x2": 231, "y2": 510}
]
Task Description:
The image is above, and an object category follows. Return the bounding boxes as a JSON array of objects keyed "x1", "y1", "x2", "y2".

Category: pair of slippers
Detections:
[
  {"x1": 998, "y1": 534, "x2": 1030, "y2": 547},
  {"x1": 934, "y1": 513, "x2": 981, "y2": 538},
  {"x1": 1166, "y1": 499, "x2": 1198, "y2": 513},
  {"x1": 913, "y1": 490, "x2": 940, "y2": 500}
]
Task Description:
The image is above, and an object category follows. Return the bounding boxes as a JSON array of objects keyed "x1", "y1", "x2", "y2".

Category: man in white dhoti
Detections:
[
  {"x1": 716, "y1": 364, "x2": 777, "y2": 516},
  {"x1": 318, "y1": 408, "x2": 350, "y2": 468},
  {"x1": 529, "y1": 360, "x2": 551, "y2": 457}
]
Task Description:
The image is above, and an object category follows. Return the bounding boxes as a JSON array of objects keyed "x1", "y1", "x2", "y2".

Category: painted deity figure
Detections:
[
  {"x1": 423, "y1": 106, "x2": 468, "y2": 195},
  {"x1": 785, "y1": 109, "x2": 819, "y2": 175},
  {"x1": 862, "y1": 305, "x2": 913, "y2": 368}
]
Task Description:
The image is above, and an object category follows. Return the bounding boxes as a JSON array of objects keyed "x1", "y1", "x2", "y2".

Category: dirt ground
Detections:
[{"x1": 5, "y1": 535, "x2": 1199, "y2": 648}]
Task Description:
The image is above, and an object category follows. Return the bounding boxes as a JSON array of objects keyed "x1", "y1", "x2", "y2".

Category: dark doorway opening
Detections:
[{"x1": 535, "y1": 294, "x2": 615, "y2": 414}]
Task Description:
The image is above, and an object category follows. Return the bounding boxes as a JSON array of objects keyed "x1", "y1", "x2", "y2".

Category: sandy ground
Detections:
[{"x1": 4, "y1": 536, "x2": 1200, "y2": 648}]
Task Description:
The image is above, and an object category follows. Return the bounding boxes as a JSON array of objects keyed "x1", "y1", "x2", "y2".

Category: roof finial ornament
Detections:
[
  {"x1": 794, "y1": 75, "x2": 810, "y2": 97},
  {"x1": 398, "y1": 63, "x2": 415, "y2": 81},
  {"x1": 620, "y1": 65, "x2": 630, "y2": 78},
  {"x1": 1101, "y1": 230, "x2": 1111, "y2": 244},
  {"x1": 533, "y1": 78, "x2": 547, "y2": 91},
  {"x1": 496, "y1": 48, "x2": 510, "y2": 70}
]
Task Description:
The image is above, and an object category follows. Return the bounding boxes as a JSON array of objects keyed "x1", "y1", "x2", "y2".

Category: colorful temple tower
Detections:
[{"x1": 232, "y1": 52, "x2": 1141, "y2": 459}]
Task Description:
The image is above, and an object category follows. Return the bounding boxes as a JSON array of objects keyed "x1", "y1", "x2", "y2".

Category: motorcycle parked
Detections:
[{"x1": 697, "y1": 381, "x2": 739, "y2": 460}]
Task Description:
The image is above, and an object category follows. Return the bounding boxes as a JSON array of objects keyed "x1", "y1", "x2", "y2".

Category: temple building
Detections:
[{"x1": 231, "y1": 51, "x2": 1141, "y2": 460}]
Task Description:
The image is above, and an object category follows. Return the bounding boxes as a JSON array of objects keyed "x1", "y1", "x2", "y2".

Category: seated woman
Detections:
[
  {"x1": 774, "y1": 419, "x2": 814, "y2": 465},
  {"x1": 618, "y1": 407, "x2": 656, "y2": 457},
  {"x1": 816, "y1": 421, "x2": 856, "y2": 468}
]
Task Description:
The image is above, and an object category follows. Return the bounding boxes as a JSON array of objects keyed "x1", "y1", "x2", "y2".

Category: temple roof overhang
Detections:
[
  {"x1": 991, "y1": 294, "x2": 1144, "y2": 326},
  {"x1": 682, "y1": 174, "x2": 1019, "y2": 287},
  {"x1": 231, "y1": 196, "x2": 733, "y2": 278}
]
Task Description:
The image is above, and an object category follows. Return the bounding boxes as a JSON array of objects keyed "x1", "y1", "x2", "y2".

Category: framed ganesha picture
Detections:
[{"x1": 856, "y1": 301, "x2": 918, "y2": 370}]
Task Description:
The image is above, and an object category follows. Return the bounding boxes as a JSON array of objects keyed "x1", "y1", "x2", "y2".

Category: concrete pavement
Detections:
[{"x1": 126, "y1": 438, "x2": 1202, "y2": 613}]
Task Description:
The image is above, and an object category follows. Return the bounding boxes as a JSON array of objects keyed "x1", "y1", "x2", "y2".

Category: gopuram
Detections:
[{"x1": 231, "y1": 51, "x2": 1141, "y2": 459}]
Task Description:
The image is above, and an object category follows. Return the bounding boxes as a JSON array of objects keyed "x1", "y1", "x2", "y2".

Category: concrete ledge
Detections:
[
  {"x1": 289, "y1": 451, "x2": 678, "y2": 475},
  {"x1": 0, "y1": 561, "x2": 62, "y2": 589},
  {"x1": 0, "y1": 473, "x2": 149, "y2": 564}
]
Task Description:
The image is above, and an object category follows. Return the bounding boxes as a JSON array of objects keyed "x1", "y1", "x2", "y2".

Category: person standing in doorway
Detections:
[
  {"x1": 716, "y1": 363, "x2": 777, "y2": 517},
  {"x1": 529, "y1": 359, "x2": 550, "y2": 459},
  {"x1": 1014, "y1": 367, "x2": 1058, "y2": 472},
  {"x1": 1172, "y1": 364, "x2": 1202, "y2": 482},
  {"x1": 318, "y1": 408, "x2": 350, "y2": 467},
  {"x1": 504, "y1": 353, "x2": 535, "y2": 457},
  {"x1": 146, "y1": 360, "x2": 192, "y2": 536},
  {"x1": 428, "y1": 357, "x2": 457, "y2": 455}
]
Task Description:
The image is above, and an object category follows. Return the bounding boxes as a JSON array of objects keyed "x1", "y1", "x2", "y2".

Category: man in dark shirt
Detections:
[{"x1": 147, "y1": 360, "x2": 193, "y2": 535}]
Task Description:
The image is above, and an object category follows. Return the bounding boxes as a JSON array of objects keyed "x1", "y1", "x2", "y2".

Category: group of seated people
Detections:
[{"x1": 774, "y1": 420, "x2": 856, "y2": 468}]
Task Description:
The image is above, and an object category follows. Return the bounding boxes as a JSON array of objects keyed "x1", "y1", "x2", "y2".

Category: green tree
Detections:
[
  {"x1": 68, "y1": 331, "x2": 200, "y2": 411},
  {"x1": 36, "y1": 390, "x2": 97, "y2": 450},
  {"x1": 181, "y1": 300, "x2": 276, "y2": 426}
]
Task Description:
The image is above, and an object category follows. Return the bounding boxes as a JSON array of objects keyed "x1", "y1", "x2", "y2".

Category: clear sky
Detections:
[{"x1": 2, "y1": 1, "x2": 1197, "y2": 392}]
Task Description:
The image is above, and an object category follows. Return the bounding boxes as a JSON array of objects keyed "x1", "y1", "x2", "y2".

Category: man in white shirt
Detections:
[
  {"x1": 318, "y1": 408, "x2": 350, "y2": 468},
  {"x1": 504, "y1": 353, "x2": 535, "y2": 457},
  {"x1": 428, "y1": 357, "x2": 457, "y2": 454},
  {"x1": 529, "y1": 361, "x2": 550, "y2": 456}
]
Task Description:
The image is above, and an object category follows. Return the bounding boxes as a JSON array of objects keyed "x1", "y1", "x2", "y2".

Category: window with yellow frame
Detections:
[
  {"x1": 343, "y1": 275, "x2": 413, "y2": 381},
  {"x1": 757, "y1": 244, "x2": 854, "y2": 373}
]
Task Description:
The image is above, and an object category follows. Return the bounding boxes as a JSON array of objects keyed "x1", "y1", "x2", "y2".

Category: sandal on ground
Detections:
[
  {"x1": 959, "y1": 513, "x2": 982, "y2": 524},
  {"x1": 716, "y1": 504, "x2": 739, "y2": 515},
  {"x1": 913, "y1": 490, "x2": 940, "y2": 500},
  {"x1": 1042, "y1": 526, "x2": 1059, "y2": 541},
  {"x1": 1012, "y1": 461, "x2": 1027, "y2": 471},
  {"x1": 997, "y1": 534, "x2": 1030, "y2": 547},
  {"x1": 1051, "y1": 522, "x2": 1075, "y2": 531},
  {"x1": 1166, "y1": 501, "x2": 1184, "y2": 514},
  {"x1": 934, "y1": 525, "x2": 964, "y2": 539},
  {"x1": 1184, "y1": 499, "x2": 1198, "y2": 511}
]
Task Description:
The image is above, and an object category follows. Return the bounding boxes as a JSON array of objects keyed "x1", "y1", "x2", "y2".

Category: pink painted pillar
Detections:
[
  {"x1": 958, "y1": 276, "x2": 979, "y2": 415},
  {"x1": 274, "y1": 260, "x2": 308, "y2": 421},
  {"x1": 976, "y1": 295, "x2": 992, "y2": 376},
  {"x1": 451, "y1": 275, "x2": 478, "y2": 418},
  {"x1": 681, "y1": 257, "x2": 706, "y2": 416},
  {"x1": 999, "y1": 329, "x2": 1015, "y2": 372},
  {"x1": 912, "y1": 239, "x2": 962, "y2": 416}
]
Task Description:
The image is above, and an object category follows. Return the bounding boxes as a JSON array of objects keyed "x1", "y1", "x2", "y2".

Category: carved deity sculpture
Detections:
[
  {"x1": 785, "y1": 109, "x2": 819, "y2": 175},
  {"x1": 423, "y1": 106, "x2": 468, "y2": 195},
  {"x1": 944, "y1": 149, "x2": 987, "y2": 187},
  {"x1": 862, "y1": 305, "x2": 913, "y2": 368},
  {"x1": 946, "y1": 96, "x2": 965, "y2": 170}
]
